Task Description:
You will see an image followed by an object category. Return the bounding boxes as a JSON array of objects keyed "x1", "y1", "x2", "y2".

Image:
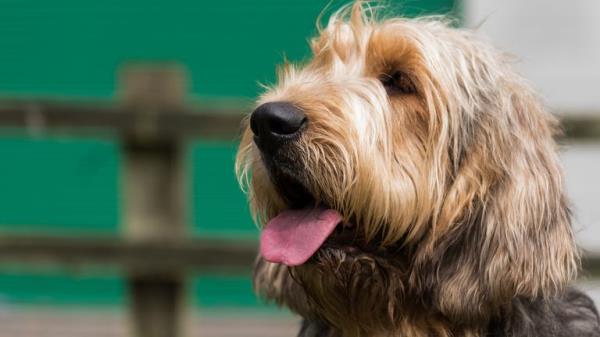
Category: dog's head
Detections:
[{"x1": 236, "y1": 2, "x2": 577, "y2": 335}]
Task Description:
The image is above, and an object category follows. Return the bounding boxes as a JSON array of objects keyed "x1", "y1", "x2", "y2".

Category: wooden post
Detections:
[{"x1": 119, "y1": 64, "x2": 189, "y2": 337}]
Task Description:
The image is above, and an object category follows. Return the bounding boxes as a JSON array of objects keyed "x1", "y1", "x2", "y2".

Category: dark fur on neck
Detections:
[{"x1": 254, "y1": 255, "x2": 600, "y2": 337}]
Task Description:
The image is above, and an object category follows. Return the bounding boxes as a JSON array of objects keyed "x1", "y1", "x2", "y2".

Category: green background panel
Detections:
[
  {"x1": 192, "y1": 141, "x2": 256, "y2": 238},
  {"x1": 0, "y1": 137, "x2": 256, "y2": 236},
  {"x1": 0, "y1": 0, "x2": 457, "y2": 99},
  {"x1": 0, "y1": 0, "x2": 323, "y2": 99},
  {"x1": 0, "y1": 136, "x2": 119, "y2": 232},
  {"x1": 0, "y1": 0, "x2": 456, "y2": 308},
  {"x1": 193, "y1": 275, "x2": 278, "y2": 310},
  {"x1": 0, "y1": 270, "x2": 277, "y2": 311},
  {"x1": 0, "y1": 271, "x2": 125, "y2": 306}
]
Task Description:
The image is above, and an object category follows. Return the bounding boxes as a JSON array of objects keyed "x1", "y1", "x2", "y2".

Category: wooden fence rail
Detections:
[
  {"x1": 0, "y1": 65, "x2": 599, "y2": 337},
  {"x1": 0, "y1": 234, "x2": 596, "y2": 275},
  {"x1": 0, "y1": 234, "x2": 256, "y2": 274},
  {"x1": 1, "y1": 100, "x2": 600, "y2": 140},
  {"x1": 0, "y1": 99, "x2": 244, "y2": 141}
]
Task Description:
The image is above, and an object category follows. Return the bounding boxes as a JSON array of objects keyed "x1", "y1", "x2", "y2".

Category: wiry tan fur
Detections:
[{"x1": 235, "y1": 2, "x2": 591, "y2": 337}]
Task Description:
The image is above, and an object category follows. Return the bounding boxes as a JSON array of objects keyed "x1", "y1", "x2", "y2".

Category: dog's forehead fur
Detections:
[{"x1": 235, "y1": 2, "x2": 591, "y2": 337}]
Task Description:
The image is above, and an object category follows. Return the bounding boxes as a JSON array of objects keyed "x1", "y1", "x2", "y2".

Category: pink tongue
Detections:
[{"x1": 260, "y1": 208, "x2": 343, "y2": 266}]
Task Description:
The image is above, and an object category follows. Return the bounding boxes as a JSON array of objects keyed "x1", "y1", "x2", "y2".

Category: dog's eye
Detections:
[{"x1": 380, "y1": 71, "x2": 416, "y2": 95}]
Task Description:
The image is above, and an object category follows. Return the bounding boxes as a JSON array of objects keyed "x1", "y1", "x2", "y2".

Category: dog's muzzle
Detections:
[
  {"x1": 250, "y1": 101, "x2": 307, "y2": 155},
  {"x1": 250, "y1": 101, "x2": 312, "y2": 209}
]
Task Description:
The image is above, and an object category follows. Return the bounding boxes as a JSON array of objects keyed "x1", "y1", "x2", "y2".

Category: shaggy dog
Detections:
[{"x1": 236, "y1": 2, "x2": 600, "y2": 336}]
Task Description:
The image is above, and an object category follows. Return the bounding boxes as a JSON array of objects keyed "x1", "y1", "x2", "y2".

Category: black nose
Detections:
[{"x1": 250, "y1": 102, "x2": 306, "y2": 150}]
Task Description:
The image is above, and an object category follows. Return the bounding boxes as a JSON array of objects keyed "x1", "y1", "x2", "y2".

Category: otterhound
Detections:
[{"x1": 236, "y1": 2, "x2": 600, "y2": 336}]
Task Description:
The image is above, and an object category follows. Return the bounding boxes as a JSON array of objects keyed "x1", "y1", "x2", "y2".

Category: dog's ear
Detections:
[{"x1": 424, "y1": 82, "x2": 579, "y2": 322}]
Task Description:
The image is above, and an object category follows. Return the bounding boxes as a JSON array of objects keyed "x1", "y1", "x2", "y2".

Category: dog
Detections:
[{"x1": 236, "y1": 2, "x2": 600, "y2": 336}]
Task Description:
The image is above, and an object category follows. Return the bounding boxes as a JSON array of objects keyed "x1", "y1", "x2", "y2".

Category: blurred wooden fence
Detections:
[
  {"x1": 0, "y1": 65, "x2": 598, "y2": 337},
  {"x1": 0, "y1": 65, "x2": 254, "y2": 337}
]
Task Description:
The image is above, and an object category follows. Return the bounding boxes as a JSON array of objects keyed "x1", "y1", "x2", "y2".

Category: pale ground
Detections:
[
  {"x1": 0, "y1": 309, "x2": 300, "y2": 337},
  {"x1": 0, "y1": 289, "x2": 598, "y2": 337}
]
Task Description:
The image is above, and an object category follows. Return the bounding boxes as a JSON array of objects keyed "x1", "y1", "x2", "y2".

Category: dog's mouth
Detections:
[{"x1": 259, "y1": 172, "x2": 375, "y2": 267}]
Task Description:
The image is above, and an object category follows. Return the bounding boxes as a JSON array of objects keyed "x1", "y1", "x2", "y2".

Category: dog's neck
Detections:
[
  {"x1": 254, "y1": 257, "x2": 600, "y2": 337},
  {"x1": 254, "y1": 257, "x2": 487, "y2": 337}
]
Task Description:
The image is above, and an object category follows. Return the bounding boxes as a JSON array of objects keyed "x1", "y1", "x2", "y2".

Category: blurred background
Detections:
[{"x1": 0, "y1": 1, "x2": 597, "y2": 336}]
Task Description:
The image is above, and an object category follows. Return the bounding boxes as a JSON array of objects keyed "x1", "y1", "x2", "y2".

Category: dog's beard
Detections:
[
  {"x1": 255, "y1": 248, "x2": 411, "y2": 336},
  {"x1": 296, "y1": 249, "x2": 408, "y2": 325}
]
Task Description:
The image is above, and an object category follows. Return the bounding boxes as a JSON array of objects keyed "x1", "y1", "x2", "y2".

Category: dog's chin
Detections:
[
  {"x1": 286, "y1": 239, "x2": 408, "y2": 333},
  {"x1": 267, "y1": 164, "x2": 398, "y2": 266}
]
